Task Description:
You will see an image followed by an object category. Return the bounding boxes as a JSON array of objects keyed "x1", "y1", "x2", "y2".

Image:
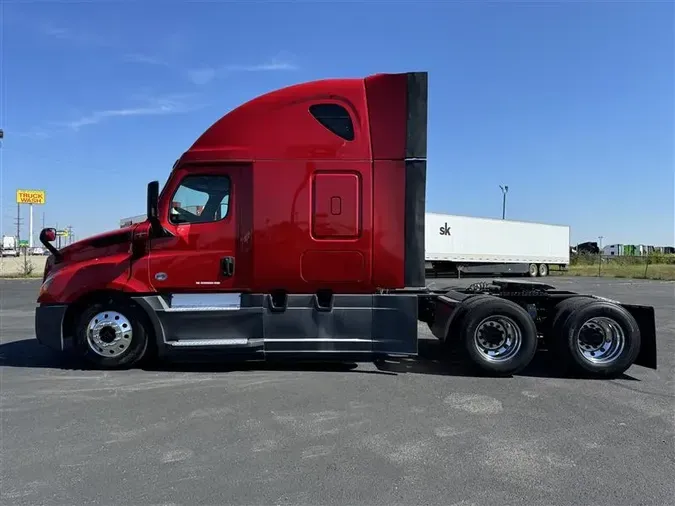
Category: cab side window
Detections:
[{"x1": 169, "y1": 174, "x2": 230, "y2": 225}]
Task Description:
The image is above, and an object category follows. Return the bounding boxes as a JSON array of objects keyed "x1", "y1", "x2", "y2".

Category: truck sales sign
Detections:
[{"x1": 16, "y1": 189, "x2": 46, "y2": 205}]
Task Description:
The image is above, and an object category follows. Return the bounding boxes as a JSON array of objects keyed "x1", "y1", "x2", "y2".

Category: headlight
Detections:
[{"x1": 39, "y1": 275, "x2": 53, "y2": 297}]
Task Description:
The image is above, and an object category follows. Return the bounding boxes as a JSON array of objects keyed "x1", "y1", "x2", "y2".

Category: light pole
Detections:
[
  {"x1": 499, "y1": 185, "x2": 509, "y2": 219},
  {"x1": 598, "y1": 235, "x2": 604, "y2": 276}
]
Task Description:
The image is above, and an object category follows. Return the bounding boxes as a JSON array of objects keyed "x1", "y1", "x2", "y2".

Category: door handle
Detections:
[{"x1": 221, "y1": 256, "x2": 235, "y2": 277}]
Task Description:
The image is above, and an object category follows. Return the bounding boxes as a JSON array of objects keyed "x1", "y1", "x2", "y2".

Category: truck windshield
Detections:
[{"x1": 169, "y1": 174, "x2": 230, "y2": 225}]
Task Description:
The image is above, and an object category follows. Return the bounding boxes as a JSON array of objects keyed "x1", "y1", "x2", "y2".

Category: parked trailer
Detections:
[
  {"x1": 425, "y1": 213, "x2": 570, "y2": 277},
  {"x1": 119, "y1": 215, "x2": 146, "y2": 228},
  {"x1": 35, "y1": 71, "x2": 657, "y2": 378}
]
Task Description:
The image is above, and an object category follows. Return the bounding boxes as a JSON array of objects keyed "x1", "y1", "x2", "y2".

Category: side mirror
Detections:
[
  {"x1": 40, "y1": 228, "x2": 57, "y2": 243},
  {"x1": 39, "y1": 228, "x2": 62, "y2": 262},
  {"x1": 146, "y1": 180, "x2": 162, "y2": 237},
  {"x1": 147, "y1": 180, "x2": 159, "y2": 221}
]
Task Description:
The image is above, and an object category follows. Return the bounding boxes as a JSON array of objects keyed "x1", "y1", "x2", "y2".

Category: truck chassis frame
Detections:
[{"x1": 35, "y1": 279, "x2": 657, "y2": 378}]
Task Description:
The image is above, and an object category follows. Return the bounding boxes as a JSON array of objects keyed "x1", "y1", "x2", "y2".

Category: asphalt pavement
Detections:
[{"x1": 1, "y1": 277, "x2": 674, "y2": 506}]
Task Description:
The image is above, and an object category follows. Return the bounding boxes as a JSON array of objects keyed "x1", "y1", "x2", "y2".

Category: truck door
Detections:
[{"x1": 148, "y1": 164, "x2": 245, "y2": 293}]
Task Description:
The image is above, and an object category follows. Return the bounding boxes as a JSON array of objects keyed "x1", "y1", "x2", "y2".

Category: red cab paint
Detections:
[{"x1": 39, "y1": 71, "x2": 427, "y2": 303}]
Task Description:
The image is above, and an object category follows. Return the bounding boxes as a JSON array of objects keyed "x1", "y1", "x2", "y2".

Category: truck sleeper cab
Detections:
[{"x1": 34, "y1": 71, "x2": 658, "y2": 378}]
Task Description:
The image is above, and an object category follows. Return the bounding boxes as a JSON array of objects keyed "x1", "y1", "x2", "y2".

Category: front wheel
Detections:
[{"x1": 74, "y1": 300, "x2": 150, "y2": 369}]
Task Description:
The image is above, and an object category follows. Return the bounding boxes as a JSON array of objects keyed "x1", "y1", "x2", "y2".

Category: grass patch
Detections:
[
  {"x1": 0, "y1": 251, "x2": 48, "y2": 279},
  {"x1": 0, "y1": 272, "x2": 43, "y2": 279},
  {"x1": 553, "y1": 263, "x2": 675, "y2": 281},
  {"x1": 553, "y1": 252, "x2": 675, "y2": 281}
]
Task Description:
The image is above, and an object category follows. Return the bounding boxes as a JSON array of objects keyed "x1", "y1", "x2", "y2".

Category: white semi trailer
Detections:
[
  {"x1": 119, "y1": 215, "x2": 146, "y2": 228},
  {"x1": 425, "y1": 213, "x2": 570, "y2": 277}
]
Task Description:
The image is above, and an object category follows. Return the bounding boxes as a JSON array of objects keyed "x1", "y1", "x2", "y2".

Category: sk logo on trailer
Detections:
[{"x1": 439, "y1": 222, "x2": 452, "y2": 236}]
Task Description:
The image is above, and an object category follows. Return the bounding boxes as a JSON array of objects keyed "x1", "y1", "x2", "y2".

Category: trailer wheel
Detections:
[
  {"x1": 457, "y1": 297, "x2": 538, "y2": 376},
  {"x1": 551, "y1": 298, "x2": 641, "y2": 378},
  {"x1": 538, "y1": 264, "x2": 549, "y2": 277},
  {"x1": 528, "y1": 263, "x2": 538, "y2": 277},
  {"x1": 74, "y1": 299, "x2": 150, "y2": 369}
]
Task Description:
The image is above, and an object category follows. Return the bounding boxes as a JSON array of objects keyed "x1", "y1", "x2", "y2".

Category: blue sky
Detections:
[{"x1": 1, "y1": 0, "x2": 673, "y2": 247}]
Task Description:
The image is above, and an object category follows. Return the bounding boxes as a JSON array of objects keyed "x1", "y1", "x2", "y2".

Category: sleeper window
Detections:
[{"x1": 309, "y1": 103, "x2": 355, "y2": 141}]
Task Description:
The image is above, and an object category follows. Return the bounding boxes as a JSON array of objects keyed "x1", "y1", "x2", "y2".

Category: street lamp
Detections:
[{"x1": 499, "y1": 185, "x2": 509, "y2": 219}]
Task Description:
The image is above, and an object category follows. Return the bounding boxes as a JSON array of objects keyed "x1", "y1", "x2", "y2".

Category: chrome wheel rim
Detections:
[
  {"x1": 86, "y1": 311, "x2": 133, "y2": 358},
  {"x1": 473, "y1": 315, "x2": 523, "y2": 362},
  {"x1": 576, "y1": 317, "x2": 625, "y2": 364}
]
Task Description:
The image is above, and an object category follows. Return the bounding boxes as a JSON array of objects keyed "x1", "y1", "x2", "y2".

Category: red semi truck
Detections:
[{"x1": 35, "y1": 71, "x2": 657, "y2": 378}]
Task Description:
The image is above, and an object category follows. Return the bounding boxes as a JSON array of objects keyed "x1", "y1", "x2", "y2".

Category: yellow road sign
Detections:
[{"x1": 16, "y1": 189, "x2": 46, "y2": 205}]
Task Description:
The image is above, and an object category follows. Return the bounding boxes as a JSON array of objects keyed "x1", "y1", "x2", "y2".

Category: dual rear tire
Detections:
[
  {"x1": 449, "y1": 296, "x2": 538, "y2": 376},
  {"x1": 448, "y1": 295, "x2": 641, "y2": 378},
  {"x1": 549, "y1": 297, "x2": 641, "y2": 378},
  {"x1": 528, "y1": 263, "x2": 549, "y2": 277}
]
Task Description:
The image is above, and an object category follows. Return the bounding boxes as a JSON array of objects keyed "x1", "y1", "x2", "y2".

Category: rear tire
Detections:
[
  {"x1": 74, "y1": 299, "x2": 150, "y2": 369},
  {"x1": 441, "y1": 294, "x2": 493, "y2": 351},
  {"x1": 528, "y1": 263, "x2": 538, "y2": 277},
  {"x1": 551, "y1": 298, "x2": 641, "y2": 378},
  {"x1": 455, "y1": 297, "x2": 538, "y2": 376},
  {"x1": 538, "y1": 263, "x2": 549, "y2": 277}
]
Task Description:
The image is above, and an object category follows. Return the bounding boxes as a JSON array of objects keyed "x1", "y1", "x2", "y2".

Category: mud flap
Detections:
[{"x1": 622, "y1": 303, "x2": 657, "y2": 369}]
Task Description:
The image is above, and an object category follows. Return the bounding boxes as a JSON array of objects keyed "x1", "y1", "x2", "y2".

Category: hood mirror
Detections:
[{"x1": 39, "y1": 228, "x2": 63, "y2": 262}]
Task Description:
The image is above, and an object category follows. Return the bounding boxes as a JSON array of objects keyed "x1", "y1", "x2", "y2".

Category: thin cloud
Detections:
[
  {"x1": 38, "y1": 21, "x2": 298, "y2": 83},
  {"x1": 57, "y1": 94, "x2": 203, "y2": 131},
  {"x1": 187, "y1": 58, "x2": 298, "y2": 85},
  {"x1": 13, "y1": 130, "x2": 52, "y2": 140},
  {"x1": 123, "y1": 53, "x2": 171, "y2": 67},
  {"x1": 222, "y1": 61, "x2": 298, "y2": 72},
  {"x1": 187, "y1": 68, "x2": 218, "y2": 86},
  {"x1": 39, "y1": 22, "x2": 115, "y2": 48}
]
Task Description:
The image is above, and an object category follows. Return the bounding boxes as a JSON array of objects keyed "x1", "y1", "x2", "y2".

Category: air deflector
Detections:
[{"x1": 365, "y1": 71, "x2": 428, "y2": 287}]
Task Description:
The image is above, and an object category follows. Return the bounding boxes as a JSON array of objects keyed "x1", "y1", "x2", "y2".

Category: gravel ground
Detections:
[{"x1": 1, "y1": 277, "x2": 673, "y2": 506}]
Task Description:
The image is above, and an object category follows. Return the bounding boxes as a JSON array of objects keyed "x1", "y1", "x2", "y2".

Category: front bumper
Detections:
[{"x1": 35, "y1": 304, "x2": 69, "y2": 351}]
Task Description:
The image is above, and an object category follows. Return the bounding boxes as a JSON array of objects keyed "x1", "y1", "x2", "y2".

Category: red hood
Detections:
[
  {"x1": 58, "y1": 226, "x2": 135, "y2": 259},
  {"x1": 41, "y1": 223, "x2": 143, "y2": 282}
]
